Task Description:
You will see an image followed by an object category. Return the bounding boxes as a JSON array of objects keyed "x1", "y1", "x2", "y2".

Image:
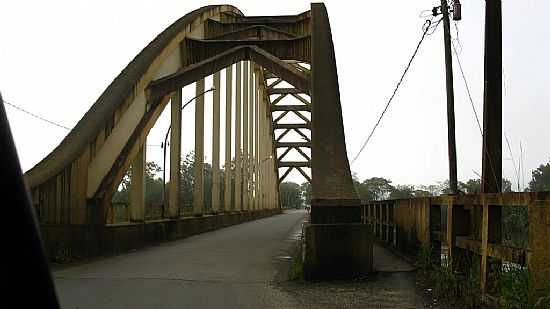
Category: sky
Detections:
[{"x1": 1, "y1": 0, "x2": 549, "y2": 190}]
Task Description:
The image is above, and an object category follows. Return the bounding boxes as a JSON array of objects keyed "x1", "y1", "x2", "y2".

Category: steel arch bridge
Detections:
[{"x1": 24, "y1": 3, "x2": 365, "y2": 276}]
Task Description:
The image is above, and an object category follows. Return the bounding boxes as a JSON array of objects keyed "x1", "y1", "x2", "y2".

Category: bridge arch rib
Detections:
[{"x1": 24, "y1": 4, "x2": 360, "y2": 263}]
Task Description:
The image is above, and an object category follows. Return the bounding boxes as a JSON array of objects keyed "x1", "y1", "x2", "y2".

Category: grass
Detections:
[
  {"x1": 289, "y1": 257, "x2": 304, "y2": 281},
  {"x1": 416, "y1": 245, "x2": 480, "y2": 308}
]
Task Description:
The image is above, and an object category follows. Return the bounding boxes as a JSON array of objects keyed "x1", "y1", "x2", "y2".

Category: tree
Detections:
[
  {"x1": 280, "y1": 181, "x2": 302, "y2": 209},
  {"x1": 361, "y1": 177, "x2": 393, "y2": 201},
  {"x1": 460, "y1": 179, "x2": 481, "y2": 194},
  {"x1": 300, "y1": 182, "x2": 312, "y2": 207},
  {"x1": 112, "y1": 161, "x2": 164, "y2": 205},
  {"x1": 390, "y1": 184, "x2": 415, "y2": 199},
  {"x1": 528, "y1": 158, "x2": 550, "y2": 192}
]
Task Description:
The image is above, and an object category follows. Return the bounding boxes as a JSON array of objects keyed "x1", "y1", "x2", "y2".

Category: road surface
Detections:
[
  {"x1": 54, "y1": 210, "x2": 307, "y2": 309},
  {"x1": 54, "y1": 210, "x2": 423, "y2": 308}
]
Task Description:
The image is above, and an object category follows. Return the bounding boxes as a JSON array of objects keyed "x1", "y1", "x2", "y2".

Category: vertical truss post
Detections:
[
  {"x1": 224, "y1": 65, "x2": 233, "y2": 212},
  {"x1": 212, "y1": 71, "x2": 221, "y2": 213},
  {"x1": 168, "y1": 89, "x2": 182, "y2": 218},
  {"x1": 130, "y1": 142, "x2": 146, "y2": 222},
  {"x1": 235, "y1": 62, "x2": 242, "y2": 212},
  {"x1": 250, "y1": 62, "x2": 256, "y2": 211},
  {"x1": 254, "y1": 65, "x2": 263, "y2": 209},
  {"x1": 193, "y1": 79, "x2": 205, "y2": 215},
  {"x1": 242, "y1": 61, "x2": 249, "y2": 211}
]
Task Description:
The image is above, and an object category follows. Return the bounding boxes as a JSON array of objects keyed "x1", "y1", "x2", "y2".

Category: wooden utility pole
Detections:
[
  {"x1": 441, "y1": 0, "x2": 458, "y2": 194},
  {"x1": 481, "y1": 0, "x2": 502, "y2": 193}
]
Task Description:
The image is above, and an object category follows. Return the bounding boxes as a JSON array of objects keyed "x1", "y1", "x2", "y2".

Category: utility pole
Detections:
[
  {"x1": 481, "y1": 0, "x2": 502, "y2": 193},
  {"x1": 440, "y1": 0, "x2": 458, "y2": 194}
]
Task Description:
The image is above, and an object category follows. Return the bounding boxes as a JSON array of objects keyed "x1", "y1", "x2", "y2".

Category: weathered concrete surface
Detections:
[
  {"x1": 281, "y1": 243, "x2": 422, "y2": 308},
  {"x1": 41, "y1": 209, "x2": 280, "y2": 261},
  {"x1": 53, "y1": 210, "x2": 307, "y2": 309},
  {"x1": 303, "y1": 224, "x2": 374, "y2": 280},
  {"x1": 53, "y1": 211, "x2": 427, "y2": 308}
]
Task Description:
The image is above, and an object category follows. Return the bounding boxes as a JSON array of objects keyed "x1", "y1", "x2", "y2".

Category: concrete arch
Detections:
[{"x1": 25, "y1": 3, "x2": 359, "y2": 260}]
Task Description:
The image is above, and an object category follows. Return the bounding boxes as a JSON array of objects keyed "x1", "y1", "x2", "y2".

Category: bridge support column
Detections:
[
  {"x1": 249, "y1": 62, "x2": 255, "y2": 211},
  {"x1": 224, "y1": 65, "x2": 233, "y2": 212},
  {"x1": 304, "y1": 3, "x2": 373, "y2": 280},
  {"x1": 168, "y1": 89, "x2": 182, "y2": 218},
  {"x1": 130, "y1": 142, "x2": 146, "y2": 222},
  {"x1": 212, "y1": 72, "x2": 221, "y2": 213},
  {"x1": 193, "y1": 79, "x2": 205, "y2": 215},
  {"x1": 235, "y1": 62, "x2": 242, "y2": 212},
  {"x1": 242, "y1": 61, "x2": 249, "y2": 211},
  {"x1": 255, "y1": 65, "x2": 262, "y2": 210}
]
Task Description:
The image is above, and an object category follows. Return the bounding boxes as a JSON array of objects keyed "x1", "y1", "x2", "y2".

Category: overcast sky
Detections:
[{"x1": 1, "y1": 0, "x2": 549, "y2": 190}]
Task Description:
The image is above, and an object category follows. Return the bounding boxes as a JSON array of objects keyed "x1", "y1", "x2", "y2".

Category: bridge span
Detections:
[{"x1": 2, "y1": 2, "x2": 549, "y2": 307}]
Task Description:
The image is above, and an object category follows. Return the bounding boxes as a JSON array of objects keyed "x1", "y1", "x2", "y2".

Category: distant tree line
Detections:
[{"x1": 112, "y1": 155, "x2": 550, "y2": 212}]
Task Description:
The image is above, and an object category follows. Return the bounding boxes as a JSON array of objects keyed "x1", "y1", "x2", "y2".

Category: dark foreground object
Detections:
[
  {"x1": 1, "y1": 95, "x2": 60, "y2": 308},
  {"x1": 304, "y1": 223, "x2": 374, "y2": 280}
]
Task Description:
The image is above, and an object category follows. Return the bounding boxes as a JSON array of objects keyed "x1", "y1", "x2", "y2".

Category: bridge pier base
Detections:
[
  {"x1": 304, "y1": 203, "x2": 374, "y2": 280},
  {"x1": 303, "y1": 223, "x2": 373, "y2": 280}
]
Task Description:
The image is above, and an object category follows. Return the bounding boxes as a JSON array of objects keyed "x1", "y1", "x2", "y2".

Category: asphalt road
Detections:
[{"x1": 53, "y1": 210, "x2": 308, "y2": 309}]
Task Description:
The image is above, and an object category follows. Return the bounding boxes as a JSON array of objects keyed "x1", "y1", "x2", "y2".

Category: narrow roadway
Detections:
[
  {"x1": 54, "y1": 210, "x2": 423, "y2": 308},
  {"x1": 54, "y1": 210, "x2": 307, "y2": 309}
]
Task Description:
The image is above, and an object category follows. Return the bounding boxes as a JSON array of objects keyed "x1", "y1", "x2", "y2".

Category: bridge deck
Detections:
[{"x1": 53, "y1": 211, "x2": 423, "y2": 308}]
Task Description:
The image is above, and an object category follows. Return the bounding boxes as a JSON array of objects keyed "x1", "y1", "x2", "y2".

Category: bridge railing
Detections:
[{"x1": 362, "y1": 192, "x2": 550, "y2": 303}]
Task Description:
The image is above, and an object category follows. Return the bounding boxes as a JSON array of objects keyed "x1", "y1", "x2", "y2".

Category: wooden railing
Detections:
[{"x1": 363, "y1": 192, "x2": 550, "y2": 302}]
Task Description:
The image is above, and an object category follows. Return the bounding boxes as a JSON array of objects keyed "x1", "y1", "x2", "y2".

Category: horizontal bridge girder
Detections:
[
  {"x1": 268, "y1": 88, "x2": 303, "y2": 95},
  {"x1": 205, "y1": 14, "x2": 311, "y2": 38},
  {"x1": 147, "y1": 45, "x2": 310, "y2": 103},
  {"x1": 274, "y1": 123, "x2": 311, "y2": 129},
  {"x1": 278, "y1": 161, "x2": 311, "y2": 168},
  {"x1": 271, "y1": 105, "x2": 310, "y2": 112},
  {"x1": 276, "y1": 142, "x2": 310, "y2": 148},
  {"x1": 182, "y1": 36, "x2": 311, "y2": 66},
  {"x1": 209, "y1": 25, "x2": 296, "y2": 40}
]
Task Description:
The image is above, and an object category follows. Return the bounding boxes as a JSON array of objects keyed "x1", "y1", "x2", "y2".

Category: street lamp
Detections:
[{"x1": 161, "y1": 87, "x2": 215, "y2": 215}]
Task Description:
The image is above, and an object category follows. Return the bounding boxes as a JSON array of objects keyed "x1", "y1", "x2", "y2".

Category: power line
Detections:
[
  {"x1": 2, "y1": 99, "x2": 71, "y2": 130},
  {"x1": 451, "y1": 34, "x2": 500, "y2": 188},
  {"x1": 351, "y1": 19, "x2": 434, "y2": 165},
  {"x1": 504, "y1": 132, "x2": 520, "y2": 191},
  {"x1": 451, "y1": 41, "x2": 482, "y2": 135}
]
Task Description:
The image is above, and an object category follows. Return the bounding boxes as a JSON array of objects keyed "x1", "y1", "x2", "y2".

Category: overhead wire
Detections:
[
  {"x1": 504, "y1": 132, "x2": 520, "y2": 191},
  {"x1": 2, "y1": 99, "x2": 71, "y2": 130},
  {"x1": 451, "y1": 26, "x2": 501, "y2": 189},
  {"x1": 351, "y1": 19, "x2": 436, "y2": 165}
]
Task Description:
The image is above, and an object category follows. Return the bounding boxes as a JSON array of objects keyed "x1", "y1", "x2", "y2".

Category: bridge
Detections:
[{"x1": 3, "y1": 2, "x2": 550, "y2": 308}]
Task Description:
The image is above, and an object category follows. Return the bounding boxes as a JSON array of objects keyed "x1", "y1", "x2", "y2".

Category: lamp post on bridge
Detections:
[{"x1": 161, "y1": 87, "x2": 215, "y2": 216}]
